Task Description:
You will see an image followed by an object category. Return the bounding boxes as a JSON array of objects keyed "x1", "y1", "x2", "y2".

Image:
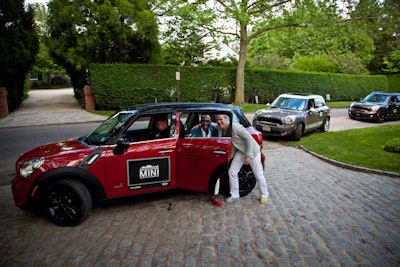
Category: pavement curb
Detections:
[{"x1": 297, "y1": 145, "x2": 400, "y2": 178}]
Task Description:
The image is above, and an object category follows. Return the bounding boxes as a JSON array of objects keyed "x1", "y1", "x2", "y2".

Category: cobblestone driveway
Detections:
[{"x1": 1, "y1": 141, "x2": 399, "y2": 266}]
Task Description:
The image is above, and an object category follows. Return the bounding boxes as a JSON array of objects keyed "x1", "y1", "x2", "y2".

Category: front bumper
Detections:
[
  {"x1": 348, "y1": 109, "x2": 378, "y2": 121},
  {"x1": 254, "y1": 123, "x2": 296, "y2": 137}
]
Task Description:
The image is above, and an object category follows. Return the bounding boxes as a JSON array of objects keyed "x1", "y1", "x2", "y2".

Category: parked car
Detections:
[
  {"x1": 11, "y1": 103, "x2": 264, "y2": 226},
  {"x1": 252, "y1": 93, "x2": 330, "y2": 141},
  {"x1": 348, "y1": 92, "x2": 400, "y2": 123}
]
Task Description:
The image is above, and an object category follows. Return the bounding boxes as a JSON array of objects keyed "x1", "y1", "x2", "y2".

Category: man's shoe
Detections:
[
  {"x1": 226, "y1": 196, "x2": 239, "y2": 203},
  {"x1": 260, "y1": 197, "x2": 268, "y2": 205},
  {"x1": 209, "y1": 197, "x2": 223, "y2": 207}
]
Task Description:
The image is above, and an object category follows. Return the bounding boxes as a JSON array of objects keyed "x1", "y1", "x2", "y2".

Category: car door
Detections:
[
  {"x1": 103, "y1": 114, "x2": 177, "y2": 198},
  {"x1": 304, "y1": 99, "x2": 321, "y2": 131},
  {"x1": 175, "y1": 111, "x2": 232, "y2": 193},
  {"x1": 387, "y1": 96, "x2": 399, "y2": 119}
]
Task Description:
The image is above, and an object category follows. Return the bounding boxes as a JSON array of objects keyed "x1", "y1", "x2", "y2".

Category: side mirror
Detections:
[
  {"x1": 113, "y1": 138, "x2": 130, "y2": 155},
  {"x1": 266, "y1": 103, "x2": 271, "y2": 108}
]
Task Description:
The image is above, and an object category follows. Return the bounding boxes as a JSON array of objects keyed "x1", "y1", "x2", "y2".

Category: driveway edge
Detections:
[{"x1": 297, "y1": 145, "x2": 400, "y2": 178}]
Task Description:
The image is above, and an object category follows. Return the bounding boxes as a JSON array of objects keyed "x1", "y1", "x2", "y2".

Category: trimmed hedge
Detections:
[{"x1": 89, "y1": 63, "x2": 388, "y2": 110}]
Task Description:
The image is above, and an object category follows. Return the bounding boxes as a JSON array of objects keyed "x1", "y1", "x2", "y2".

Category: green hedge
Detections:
[
  {"x1": 89, "y1": 63, "x2": 388, "y2": 110},
  {"x1": 387, "y1": 74, "x2": 400, "y2": 92}
]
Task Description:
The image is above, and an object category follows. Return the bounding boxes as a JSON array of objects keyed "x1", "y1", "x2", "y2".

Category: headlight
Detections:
[
  {"x1": 20, "y1": 157, "x2": 45, "y2": 178},
  {"x1": 254, "y1": 110, "x2": 262, "y2": 117},
  {"x1": 371, "y1": 106, "x2": 380, "y2": 111},
  {"x1": 284, "y1": 115, "x2": 296, "y2": 124}
]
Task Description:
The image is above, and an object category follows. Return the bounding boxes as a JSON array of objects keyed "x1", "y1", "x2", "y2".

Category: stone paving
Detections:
[
  {"x1": 1, "y1": 142, "x2": 399, "y2": 266},
  {"x1": 0, "y1": 89, "x2": 399, "y2": 266}
]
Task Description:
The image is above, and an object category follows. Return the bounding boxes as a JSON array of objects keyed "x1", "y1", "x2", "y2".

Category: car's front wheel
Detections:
[
  {"x1": 216, "y1": 165, "x2": 256, "y2": 197},
  {"x1": 320, "y1": 117, "x2": 330, "y2": 132},
  {"x1": 43, "y1": 179, "x2": 92, "y2": 226},
  {"x1": 293, "y1": 124, "x2": 303, "y2": 141},
  {"x1": 377, "y1": 111, "x2": 386, "y2": 123}
]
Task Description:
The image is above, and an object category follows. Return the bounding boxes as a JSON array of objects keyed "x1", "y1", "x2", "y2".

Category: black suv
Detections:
[
  {"x1": 348, "y1": 92, "x2": 400, "y2": 123},
  {"x1": 252, "y1": 93, "x2": 330, "y2": 141}
]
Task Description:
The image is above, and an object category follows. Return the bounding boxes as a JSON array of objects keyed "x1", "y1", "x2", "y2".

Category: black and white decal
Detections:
[{"x1": 127, "y1": 157, "x2": 170, "y2": 190}]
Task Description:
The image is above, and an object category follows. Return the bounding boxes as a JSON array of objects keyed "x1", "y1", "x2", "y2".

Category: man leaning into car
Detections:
[{"x1": 215, "y1": 114, "x2": 269, "y2": 205}]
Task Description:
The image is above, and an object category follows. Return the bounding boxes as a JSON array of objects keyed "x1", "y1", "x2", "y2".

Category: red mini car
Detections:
[{"x1": 12, "y1": 103, "x2": 264, "y2": 226}]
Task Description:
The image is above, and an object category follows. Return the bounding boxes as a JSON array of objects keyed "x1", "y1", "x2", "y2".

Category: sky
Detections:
[{"x1": 25, "y1": 0, "x2": 48, "y2": 4}]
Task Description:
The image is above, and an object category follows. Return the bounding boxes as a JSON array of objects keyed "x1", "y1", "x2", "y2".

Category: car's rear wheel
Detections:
[
  {"x1": 320, "y1": 117, "x2": 330, "y2": 132},
  {"x1": 217, "y1": 165, "x2": 256, "y2": 197},
  {"x1": 43, "y1": 179, "x2": 92, "y2": 226},
  {"x1": 293, "y1": 124, "x2": 303, "y2": 141},
  {"x1": 377, "y1": 111, "x2": 386, "y2": 123}
]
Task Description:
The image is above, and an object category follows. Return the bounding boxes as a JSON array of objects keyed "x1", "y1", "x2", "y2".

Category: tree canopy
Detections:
[
  {"x1": 0, "y1": 0, "x2": 39, "y2": 111},
  {"x1": 46, "y1": 0, "x2": 161, "y2": 89}
]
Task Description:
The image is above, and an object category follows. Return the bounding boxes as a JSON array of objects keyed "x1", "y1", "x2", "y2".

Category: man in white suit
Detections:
[{"x1": 215, "y1": 114, "x2": 269, "y2": 204}]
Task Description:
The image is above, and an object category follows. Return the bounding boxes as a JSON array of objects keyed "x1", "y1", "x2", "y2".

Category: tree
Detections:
[
  {"x1": 352, "y1": 0, "x2": 400, "y2": 74},
  {"x1": 46, "y1": 0, "x2": 161, "y2": 90},
  {"x1": 156, "y1": 0, "x2": 363, "y2": 105},
  {"x1": 29, "y1": 3, "x2": 66, "y2": 85},
  {"x1": 0, "y1": 0, "x2": 39, "y2": 111},
  {"x1": 247, "y1": 18, "x2": 374, "y2": 74}
]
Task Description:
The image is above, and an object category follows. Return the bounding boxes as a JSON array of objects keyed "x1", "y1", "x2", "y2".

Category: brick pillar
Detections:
[
  {"x1": 0, "y1": 87, "x2": 9, "y2": 117},
  {"x1": 84, "y1": 85, "x2": 95, "y2": 111}
]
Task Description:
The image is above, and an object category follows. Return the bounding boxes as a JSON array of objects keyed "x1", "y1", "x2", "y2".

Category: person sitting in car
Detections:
[
  {"x1": 190, "y1": 114, "x2": 218, "y2": 138},
  {"x1": 149, "y1": 115, "x2": 170, "y2": 139},
  {"x1": 190, "y1": 114, "x2": 222, "y2": 207}
]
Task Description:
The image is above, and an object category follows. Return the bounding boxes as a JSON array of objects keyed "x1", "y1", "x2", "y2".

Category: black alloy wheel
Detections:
[{"x1": 44, "y1": 179, "x2": 92, "y2": 226}]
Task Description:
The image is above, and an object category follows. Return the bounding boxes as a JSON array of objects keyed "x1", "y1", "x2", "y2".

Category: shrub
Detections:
[{"x1": 384, "y1": 138, "x2": 400, "y2": 153}]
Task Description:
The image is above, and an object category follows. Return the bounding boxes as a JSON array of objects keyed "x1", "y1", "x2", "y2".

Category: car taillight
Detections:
[{"x1": 253, "y1": 132, "x2": 263, "y2": 149}]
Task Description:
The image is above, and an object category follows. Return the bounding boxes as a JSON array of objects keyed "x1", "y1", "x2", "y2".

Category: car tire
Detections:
[
  {"x1": 320, "y1": 117, "x2": 330, "y2": 132},
  {"x1": 293, "y1": 124, "x2": 303, "y2": 141},
  {"x1": 217, "y1": 165, "x2": 256, "y2": 197},
  {"x1": 377, "y1": 111, "x2": 386, "y2": 123},
  {"x1": 43, "y1": 179, "x2": 92, "y2": 226}
]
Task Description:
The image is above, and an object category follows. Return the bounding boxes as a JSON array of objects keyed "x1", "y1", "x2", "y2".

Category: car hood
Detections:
[
  {"x1": 351, "y1": 101, "x2": 384, "y2": 108},
  {"x1": 256, "y1": 108, "x2": 300, "y2": 117},
  {"x1": 17, "y1": 137, "x2": 96, "y2": 165}
]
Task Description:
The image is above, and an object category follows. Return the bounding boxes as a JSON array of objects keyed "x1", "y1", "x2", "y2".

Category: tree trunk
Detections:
[{"x1": 234, "y1": 23, "x2": 248, "y2": 106}]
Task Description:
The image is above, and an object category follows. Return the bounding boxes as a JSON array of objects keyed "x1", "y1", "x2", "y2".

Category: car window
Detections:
[
  {"x1": 181, "y1": 111, "x2": 234, "y2": 138},
  {"x1": 314, "y1": 97, "x2": 325, "y2": 108},
  {"x1": 85, "y1": 112, "x2": 134, "y2": 145},
  {"x1": 124, "y1": 114, "x2": 174, "y2": 142},
  {"x1": 365, "y1": 93, "x2": 389, "y2": 103},
  {"x1": 271, "y1": 97, "x2": 307, "y2": 111},
  {"x1": 232, "y1": 110, "x2": 251, "y2": 127}
]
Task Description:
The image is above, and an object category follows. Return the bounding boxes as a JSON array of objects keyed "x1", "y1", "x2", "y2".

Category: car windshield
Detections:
[
  {"x1": 270, "y1": 97, "x2": 307, "y2": 111},
  {"x1": 364, "y1": 93, "x2": 389, "y2": 103},
  {"x1": 85, "y1": 112, "x2": 134, "y2": 145}
]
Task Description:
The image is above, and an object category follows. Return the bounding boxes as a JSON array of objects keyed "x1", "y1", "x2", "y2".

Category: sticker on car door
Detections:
[{"x1": 127, "y1": 157, "x2": 170, "y2": 190}]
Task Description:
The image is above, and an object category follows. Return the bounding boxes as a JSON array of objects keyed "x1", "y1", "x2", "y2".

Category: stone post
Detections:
[
  {"x1": 84, "y1": 68, "x2": 95, "y2": 111},
  {"x1": 84, "y1": 85, "x2": 95, "y2": 111},
  {"x1": 0, "y1": 87, "x2": 9, "y2": 117}
]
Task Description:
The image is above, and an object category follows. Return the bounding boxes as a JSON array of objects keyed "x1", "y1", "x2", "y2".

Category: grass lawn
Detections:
[{"x1": 286, "y1": 124, "x2": 400, "y2": 174}]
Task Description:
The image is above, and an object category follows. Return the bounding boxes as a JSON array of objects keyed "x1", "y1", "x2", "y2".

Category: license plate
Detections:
[{"x1": 262, "y1": 125, "x2": 271, "y2": 132}]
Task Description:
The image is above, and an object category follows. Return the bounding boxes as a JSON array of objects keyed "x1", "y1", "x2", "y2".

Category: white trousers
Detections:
[{"x1": 228, "y1": 150, "x2": 269, "y2": 198}]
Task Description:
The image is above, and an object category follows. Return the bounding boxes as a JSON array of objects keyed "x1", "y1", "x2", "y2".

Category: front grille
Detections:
[
  {"x1": 352, "y1": 106, "x2": 370, "y2": 112},
  {"x1": 258, "y1": 117, "x2": 282, "y2": 125}
]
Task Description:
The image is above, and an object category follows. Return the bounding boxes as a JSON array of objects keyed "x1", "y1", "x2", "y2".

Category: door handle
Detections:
[
  {"x1": 213, "y1": 150, "x2": 226, "y2": 155},
  {"x1": 159, "y1": 149, "x2": 173, "y2": 154}
]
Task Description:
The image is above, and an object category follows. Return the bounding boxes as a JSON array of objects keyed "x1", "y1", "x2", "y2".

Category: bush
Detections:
[{"x1": 384, "y1": 138, "x2": 400, "y2": 153}]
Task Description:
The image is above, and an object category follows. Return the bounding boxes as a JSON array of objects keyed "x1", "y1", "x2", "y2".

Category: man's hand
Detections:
[{"x1": 244, "y1": 156, "x2": 251, "y2": 165}]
